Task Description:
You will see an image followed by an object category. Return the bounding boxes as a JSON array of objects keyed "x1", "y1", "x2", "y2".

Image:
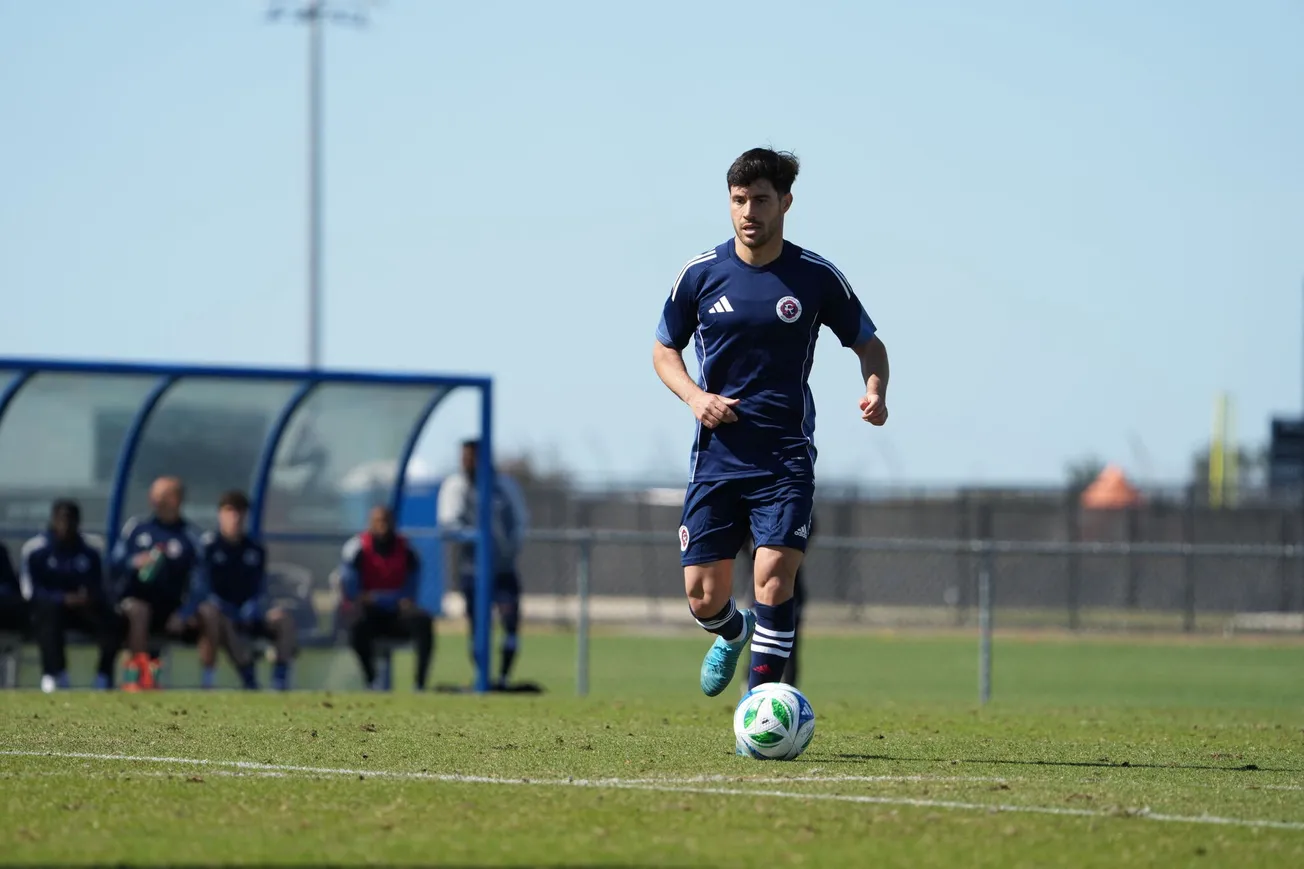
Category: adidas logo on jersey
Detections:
[
  {"x1": 708, "y1": 296, "x2": 734, "y2": 314},
  {"x1": 795, "y1": 522, "x2": 811, "y2": 539}
]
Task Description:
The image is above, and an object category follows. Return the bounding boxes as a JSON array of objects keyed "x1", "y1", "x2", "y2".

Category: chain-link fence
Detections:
[{"x1": 518, "y1": 529, "x2": 1304, "y2": 698}]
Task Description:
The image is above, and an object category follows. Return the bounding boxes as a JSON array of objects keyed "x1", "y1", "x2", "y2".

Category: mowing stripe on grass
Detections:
[{"x1": 4, "y1": 750, "x2": 1302, "y2": 832}]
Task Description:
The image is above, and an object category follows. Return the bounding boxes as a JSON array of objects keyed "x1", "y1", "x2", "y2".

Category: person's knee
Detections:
[
  {"x1": 684, "y1": 561, "x2": 734, "y2": 614},
  {"x1": 267, "y1": 608, "x2": 295, "y2": 637},
  {"x1": 121, "y1": 598, "x2": 151, "y2": 625},
  {"x1": 752, "y1": 546, "x2": 802, "y2": 606}
]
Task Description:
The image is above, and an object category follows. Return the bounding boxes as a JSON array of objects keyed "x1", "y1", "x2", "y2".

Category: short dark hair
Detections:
[
  {"x1": 51, "y1": 499, "x2": 80, "y2": 524},
  {"x1": 727, "y1": 148, "x2": 800, "y2": 195},
  {"x1": 218, "y1": 490, "x2": 250, "y2": 512}
]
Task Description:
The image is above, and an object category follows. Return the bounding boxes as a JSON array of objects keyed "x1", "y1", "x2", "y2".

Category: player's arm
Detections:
[
  {"x1": 339, "y1": 536, "x2": 364, "y2": 603},
  {"x1": 400, "y1": 548, "x2": 421, "y2": 607},
  {"x1": 241, "y1": 545, "x2": 268, "y2": 624},
  {"x1": 436, "y1": 474, "x2": 469, "y2": 531},
  {"x1": 652, "y1": 265, "x2": 738, "y2": 429},
  {"x1": 18, "y1": 539, "x2": 59, "y2": 605},
  {"x1": 818, "y1": 259, "x2": 889, "y2": 426},
  {"x1": 853, "y1": 336, "x2": 889, "y2": 426}
]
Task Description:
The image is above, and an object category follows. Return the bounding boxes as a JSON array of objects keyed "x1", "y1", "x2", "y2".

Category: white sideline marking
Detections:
[{"x1": 3, "y1": 750, "x2": 1303, "y2": 832}]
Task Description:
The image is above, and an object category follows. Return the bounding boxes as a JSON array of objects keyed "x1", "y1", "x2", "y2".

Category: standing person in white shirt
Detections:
[{"x1": 436, "y1": 439, "x2": 529, "y2": 690}]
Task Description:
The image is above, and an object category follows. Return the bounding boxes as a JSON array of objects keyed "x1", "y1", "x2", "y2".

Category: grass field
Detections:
[{"x1": 2, "y1": 629, "x2": 1303, "y2": 867}]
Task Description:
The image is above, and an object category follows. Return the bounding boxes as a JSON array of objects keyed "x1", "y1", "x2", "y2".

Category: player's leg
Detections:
[
  {"x1": 349, "y1": 604, "x2": 381, "y2": 688},
  {"x1": 460, "y1": 573, "x2": 477, "y2": 670},
  {"x1": 780, "y1": 566, "x2": 806, "y2": 687},
  {"x1": 265, "y1": 607, "x2": 297, "y2": 691},
  {"x1": 746, "y1": 478, "x2": 813, "y2": 690},
  {"x1": 32, "y1": 598, "x2": 70, "y2": 692},
  {"x1": 195, "y1": 602, "x2": 224, "y2": 689},
  {"x1": 401, "y1": 607, "x2": 434, "y2": 691},
  {"x1": 683, "y1": 480, "x2": 753, "y2": 696},
  {"x1": 210, "y1": 605, "x2": 260, "y2": 690},
  {"x1": 494, "y1": 572, "x2": 522, "y2": 688},
  {"x1": 119, "y1": 597, "x2": 154, "y2": 691},
  {"x1": 80, "y1": 604, "x2": 120, "y2": 690}
]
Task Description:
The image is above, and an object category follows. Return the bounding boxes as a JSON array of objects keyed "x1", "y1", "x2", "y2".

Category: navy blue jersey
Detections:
[
  {"x1": 111, "y1": 515, "x2": 203, "y2": 606},
  {"x1": 656, "y1": 239, "x2": 877, "y2": 481},
  {"x1": 196, "y1": 532, "x2": 267, "y2": 609},
  {"x1": 19, "y1": 533, "x2": 105, "y2": 604}
]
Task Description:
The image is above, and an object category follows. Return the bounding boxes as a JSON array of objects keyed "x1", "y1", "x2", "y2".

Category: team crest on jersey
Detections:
[
  {"x1": 678, "y1": 525, "x2": 691, "y2": 552},
  {"x1": 776, "y1": 296, "x2": 802, "y2": 323}
]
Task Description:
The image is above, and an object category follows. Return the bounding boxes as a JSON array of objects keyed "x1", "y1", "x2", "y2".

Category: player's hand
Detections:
[
  {"x1": 130, "y1": 552, "x2": 154, "y2": 569},
  {"x1": 398, "y1": 598, "x2": 414, "y2": 614},
  {"x1": 64, "y1": 589, "x2": 89, "y2": 608},
  {"x1": 690, "y1": 392, "x2": 740, "y2": 429},
  {"x1": 164, "y1": 612, "x2": 184, "y2": 634},
  {"x1": 859, "y1": 392, "x2": 888, "y2": 426}
]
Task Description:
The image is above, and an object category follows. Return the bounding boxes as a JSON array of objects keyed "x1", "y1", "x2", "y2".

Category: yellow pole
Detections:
[
  {"x1": 1210, "y1": 392, "x2": 1226, "y2": 507},
  {"x1": 1226, "y1": 394, "x2": 1237, "y2": 507}
]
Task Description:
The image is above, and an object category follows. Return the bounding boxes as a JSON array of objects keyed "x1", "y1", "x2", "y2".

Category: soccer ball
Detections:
[{"x1": 733, "y1": 683, "x2": 816, "y2": 760}]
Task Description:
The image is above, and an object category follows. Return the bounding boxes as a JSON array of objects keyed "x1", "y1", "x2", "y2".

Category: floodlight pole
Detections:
[{"x1": 269, "y1": 1, "x2": 369, "y2": 370}]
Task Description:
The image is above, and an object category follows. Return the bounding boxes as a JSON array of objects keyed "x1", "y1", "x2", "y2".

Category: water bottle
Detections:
[{"x1": 137, "y1": 545, "x2": 164, "y2": 583}]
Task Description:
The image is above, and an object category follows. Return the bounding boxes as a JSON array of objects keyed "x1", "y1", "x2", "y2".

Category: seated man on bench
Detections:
[
  {"x1": 111, "y1": 476, "x2": 217, "y2": 691},
  {"x1": 21, "y1": 500, "x2": 120, "y2": 692},
  {"x1": 340, "y1": 506, "x2": 432, "y2": 691},
  {"x1": 190, "y1": 490, "x2": 296, "y2": 690}
]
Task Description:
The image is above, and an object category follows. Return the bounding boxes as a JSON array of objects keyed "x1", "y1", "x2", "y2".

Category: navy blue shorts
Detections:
[
  {"x1": 678, "y1": 476, "x2": 814, "y2": 567},
  {"x1": 459, "y1": 571, "x2": 521, "y2": 611}
]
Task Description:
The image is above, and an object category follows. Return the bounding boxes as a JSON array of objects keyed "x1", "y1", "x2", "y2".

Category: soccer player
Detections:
[
  {"x1": 339, "y1": 506, "x2": 433, "y2": 691},
  {"x1": 0, "y1": 540, "x2": 29, "y2": 638},
  {"x1": 21, "y1": 500, "x2": 120, "y2": 692},
  {"x1": 189, "y1": 490, "x2": 297, "y2": 691},
  {"x1": 111, "y1": 476, "x2": 217, "y2": 691},
  {"x1": 436, "y1": 438, "x2": 529, "y2": 690},
  {"x1": 652, "y1": 147, "x2": 889, "y2": 706}
]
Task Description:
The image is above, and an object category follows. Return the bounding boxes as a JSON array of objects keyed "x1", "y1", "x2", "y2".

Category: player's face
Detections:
[
  {"x1": 730, "y1": 180, "x2": 791, "y2": 249},
  {"x1": 368, "y1": 507, "x2": 394, "y2": 539},
  {"x1": 218, "y1": 505, "x2": 246, "y2": 539},
  {"x1": 460, "y1": 444, "x2": 477, "y2": 475},
  {"x1": 151, "y1": 478, "x2": 183, "y2": 523},
  {"x1": 51, "y1": 509, "x2": 78, "y2": 543}
]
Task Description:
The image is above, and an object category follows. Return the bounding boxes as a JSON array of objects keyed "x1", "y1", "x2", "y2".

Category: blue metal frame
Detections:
[
  {"x1": 472, "y1": 381, "x2": 495, "y2": 693},
  {"x1": 388, "y1": 386, "x2": 453, "y2": 518},
  {"x1": 248, "y1": 379, "x2": 320, "y2": 539},
  {"x1": 0, "y1": 357, "x2": 498, "y2": 693},
  {"x1": 104, "y1": 376, "x2": 178, "y2": 551},
  {"x1": 0, "y1": 370, "x2": 36, "y2": 430},
  {"x1": 0, "y1": 357, "x2": 491, "y2": 390}
]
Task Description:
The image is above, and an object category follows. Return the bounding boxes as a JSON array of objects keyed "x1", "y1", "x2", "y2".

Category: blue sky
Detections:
[{"x1": 2, "y1": 0, "x2": 1301, "y2": 487}]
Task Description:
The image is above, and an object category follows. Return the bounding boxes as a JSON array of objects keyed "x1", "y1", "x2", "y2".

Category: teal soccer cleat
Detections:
[{"x1": 700, "y1": 609, "x2": 756, "y2": 697}]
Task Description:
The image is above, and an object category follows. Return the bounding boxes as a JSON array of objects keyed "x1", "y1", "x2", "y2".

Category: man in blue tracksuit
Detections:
[
  {"x1": 436, "y1": 438, "x2": 529, "y2": 689},
  {"x1": 111, "y1": 476, "x2": 216, "y2": 691},
  {"x1": 188, "y1": 490, "x2": 296, "y2": 690},
  {"x1": 21, "y1": 499, "x2": 120, "y2": 692}
]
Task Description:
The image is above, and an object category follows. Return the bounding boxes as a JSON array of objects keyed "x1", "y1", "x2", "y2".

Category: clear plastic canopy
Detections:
[{"x1": 0, "y1": 360, "x2": 490, "y2": 545}]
